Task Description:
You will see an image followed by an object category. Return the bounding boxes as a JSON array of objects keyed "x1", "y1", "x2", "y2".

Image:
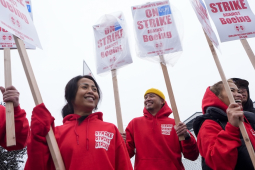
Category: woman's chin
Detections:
[{"x1": 84, "y1": 104, "x2": 96, "y2": 111}]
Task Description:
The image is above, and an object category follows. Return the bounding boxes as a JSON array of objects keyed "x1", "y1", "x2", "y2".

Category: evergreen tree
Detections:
[
  {"x1": 0, "y1": 146, "x2": 27, "y2": 170},
  {"x1": 0, "y1": 102, "x2": 27, "y2": 170}
]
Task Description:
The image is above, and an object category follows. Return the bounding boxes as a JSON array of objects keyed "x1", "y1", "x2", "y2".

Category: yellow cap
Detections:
[{"x1": 144, "y1": 88, "x2": 165, "y2": 101}]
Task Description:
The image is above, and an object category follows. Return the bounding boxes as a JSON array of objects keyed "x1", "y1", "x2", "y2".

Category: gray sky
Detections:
[{"x1": 0, "y1": 0, "x2": 255, "y2": 128}]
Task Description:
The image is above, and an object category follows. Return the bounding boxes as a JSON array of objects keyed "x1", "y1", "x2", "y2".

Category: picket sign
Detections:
[
  {"x1": 93, "y1": 12, "x2": 132, "y2": 133},
  {"x1": 204, "y1": 31, "x2": 255, "y2": 168},
  {"x1": 83, "y1": 60, "x2": 95, "y2": 78},
  {"x1": 13, "y1": 36, "x2": 65, "y2": 170},
  {"x1": 111, "y1": 69, "x2": 124, "y2": 133},
  {"x1": 4, "y1": 48, "x2": 16, "y2": 146},
  {"x1": 240, "y1": 39, "x2": 255, "y2": 70},
  {"x1": 159, "y1": 55, "x2": 185, "y2": 141}
]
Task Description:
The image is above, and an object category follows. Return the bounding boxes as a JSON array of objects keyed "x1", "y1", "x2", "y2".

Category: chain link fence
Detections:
[{"x1": 0, "y1": 146, "x2": 27, "y2": 170}]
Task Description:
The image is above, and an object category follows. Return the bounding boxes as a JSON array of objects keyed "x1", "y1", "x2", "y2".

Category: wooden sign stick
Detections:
[
  {"x1": 13, "y1": 36, "x2": 65, "y2": 170},
  {"x1": 240, "y1": 39, "x2": 255, "y2": 70},
  {"x1": 111, "y1": 69, "x2": 124, "y2": 133},
  {"x1": 159, "y1": 55, "x2": 185, "y2": 141},
  {"x1": 204, "y1": 31, "x2": 255, "y2": 168},
  {"x1": 4, "y1": 48, "x2": 16, "y2": 147}
]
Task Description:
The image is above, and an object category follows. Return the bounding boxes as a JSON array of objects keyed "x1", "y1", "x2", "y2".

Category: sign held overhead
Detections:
[
  {"x1": 189, "y1": 0, "x2": 220, "y2": 49},
  {"x1": 0, "y1": 0, "x2": 42, "y2": 48},
  {"x1": 204, "y1": 0, "x2": 255, "y2": 42},
  {"x1": 0, "y1": 0, "x2": 35, "y2": 49},
  {"x1": 132, "y1": 1, "x2": 182, "y2": 58},
  {"x1": 93, "y1": 12, "x2": 132, "y2": 74}
]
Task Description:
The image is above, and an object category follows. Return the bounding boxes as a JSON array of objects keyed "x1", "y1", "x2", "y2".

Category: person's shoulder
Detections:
[
  {"x1": 97, "y1": 120, "x2": 119, "y2": 130},
  {"x1": 165, "y1": 117, "x2": 174, "y2": 121},
  {"x1": 100, "y1": 121, "x2": 116, "y2": 126},
  {"x1": 201, "y1": 119, "x2": 222, "y2": 131},
  {"x1": 161, "y1": 116, "x2": 175, "y2": 124},
  {"x1": 131, "y1": 116, "x2": 145, "y2": 122}
]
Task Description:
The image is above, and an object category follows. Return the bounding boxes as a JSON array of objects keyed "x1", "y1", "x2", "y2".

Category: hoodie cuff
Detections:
[
  {"x1": 32, "y1": 103, "x2": 55, "y2": 136},
  {"x1": 225, "y1": 122, "x2": 240, "y2": 138},
  {"x1": 14, "y1": 105, "x2": 21, "y2": 113}
]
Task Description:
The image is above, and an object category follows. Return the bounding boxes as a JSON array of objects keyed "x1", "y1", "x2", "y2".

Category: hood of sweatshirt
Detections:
[
  {"x1": 63, "y1": 112, "x2": 103, "y2": 124},
  {"x1": 61, "y1": 112, "x2": 103, "y2": 149},
  {"x1": 202, "y1": 87, "x2": 228, "y2": 114},
  {"x1": 143, "y1": 101, "x2": 172, "y2": 119}
]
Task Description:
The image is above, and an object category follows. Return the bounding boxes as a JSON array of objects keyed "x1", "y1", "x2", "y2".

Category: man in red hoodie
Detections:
[
  {"x1": 0, "y1": 86, "x2": 29, "y2": 151},
  {"x1": 124, "y1": 88, "x2": 199, "y2": 170}
]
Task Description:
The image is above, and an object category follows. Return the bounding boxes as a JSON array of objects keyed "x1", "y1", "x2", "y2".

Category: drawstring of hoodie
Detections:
[
  {"x1": 73, "y1": 116, "x2": 90, "y2": 150},
  {"x1": 152, "y1": 116, "x2": 158, "y2": 132},
  {"x1": 86, "y1": 118, "x2": 90, "y2": 151},
  {"x1": 74, "y1": 117, "x2": 80, "y2": 145}
]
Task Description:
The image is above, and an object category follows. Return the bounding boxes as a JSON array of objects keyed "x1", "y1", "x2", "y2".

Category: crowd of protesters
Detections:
[{"x1": 1, "y1": 76, "x2": 255, "y2": 170}]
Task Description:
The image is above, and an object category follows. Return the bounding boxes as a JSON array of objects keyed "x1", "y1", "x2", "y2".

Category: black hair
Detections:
[
  {"x1": 231, "y1": 78, "x2": 255, "y2": 113},
  {"x1": 61, "y1": 75, "x2": 101, "y2": 118}
]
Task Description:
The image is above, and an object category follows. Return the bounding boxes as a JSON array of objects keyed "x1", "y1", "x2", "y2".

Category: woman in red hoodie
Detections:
[
  {"x1": 193, "y1": 79, "x2": 255, "y2": 170},
  {"x1": 25, "y1": 75, "x2": 133, "y2": 170}
]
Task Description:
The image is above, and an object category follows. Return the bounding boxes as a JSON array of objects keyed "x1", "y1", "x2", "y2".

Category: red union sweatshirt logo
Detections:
[
  {"x1": 161, "y1": 124, "x2": 173, "y2": 135},
  {"x1": 95, "y1": 131, "x2": 114, "y2": 151},
  {"x1": 250, "y1": 129, "x2": 255, "y2": 137}
]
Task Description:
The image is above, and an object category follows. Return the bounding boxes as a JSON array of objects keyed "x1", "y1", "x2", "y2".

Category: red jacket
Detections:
[
  {"x1": 0, "y1": 105, "x2": 29, "y2": 151},
  {"x1": 197, "y1": 87, "x2": 255, "y2": 170},
  {"x1": 25, "y1": 103, "x2": 133, "y2": 170},
  {"x1": 125, "y1": 102, "x2": 199, "y2": 170}
]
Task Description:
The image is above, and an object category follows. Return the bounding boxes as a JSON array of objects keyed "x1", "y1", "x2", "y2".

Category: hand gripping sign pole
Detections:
[
  {"x1": 204, "y1": 31, "x2": 255, "y2": 168},
  {"x1": 240, "y1": 39, "x2": 255, "y2": 70},
  {"x1": 159, "y1": 55, "x2": 185, "y2": 141},
  {"x1": 13, "y1": 36, "x2": 66, "y2": 170},
  {"x1": 4, "y1": 48, "x2": 16, "y2": 146},
  {"x1": 111, "y1": 69, "x2": 124, "y2": 133}
]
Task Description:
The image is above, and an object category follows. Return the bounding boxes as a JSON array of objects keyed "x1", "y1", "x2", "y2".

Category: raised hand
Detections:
[{"x1": 0, "y1": 86, "x2": 20, "y2": 107}]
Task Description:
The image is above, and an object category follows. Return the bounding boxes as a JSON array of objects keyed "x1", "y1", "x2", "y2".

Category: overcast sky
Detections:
[{"x1": 0, "y1": 0, "x2": 255, "y2": 128}]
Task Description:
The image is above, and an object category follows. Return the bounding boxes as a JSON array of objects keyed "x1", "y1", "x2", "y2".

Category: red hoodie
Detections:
[
  {"x1": 25, "y1": 103, "x2": 133, "y2": 170},
  {"x1": 0, "y1": 105, "x2": 29, "y2": 151},
  {"x1": 198, "y1": 87, "x2": 255, "y2": 170},
  {"x1": 125, "y1": 102, "x2": 199, "y2": 170}
]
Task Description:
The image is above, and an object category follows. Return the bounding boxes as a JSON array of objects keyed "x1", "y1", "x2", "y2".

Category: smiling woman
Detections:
[
  {"x1": 24, "y1": 75, "x2": 133, "y2": 170},
  {"x1": 62, "y1": 75, "x2": 101, "y2": 118}
]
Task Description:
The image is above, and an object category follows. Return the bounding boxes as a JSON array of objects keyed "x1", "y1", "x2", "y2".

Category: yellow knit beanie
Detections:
[{"x1": 144, "y1": 88, "x2": 165, "y2": 101}]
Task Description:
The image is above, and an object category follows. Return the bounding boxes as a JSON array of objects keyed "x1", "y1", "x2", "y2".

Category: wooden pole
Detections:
[
  {"x1": 159, "y1": 55, "x2": 185, "y2": 141},
  {"x1": 240, "y1": 39, "x2": 255, "y2": 70},
  {"x1": 204, "y1": 31, "x2": 255, "y2": 168},
  {"x1": 111, "y1": 69, "x2": 124, "y2": 133},
  {"x1": 13, "y1": 36, "x2": 66, "y2": 170},
  {"x1": 4, "y1": 48, "x2": 16, "y2": 147}
]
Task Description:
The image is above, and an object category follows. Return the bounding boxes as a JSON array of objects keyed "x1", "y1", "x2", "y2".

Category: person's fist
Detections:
[
  {"x1": 0, "y1": 86, "x2": 20, "y2": 107},
  {"x1": 226, "y1": 103, "x2": 244, "y2": 127},
  {"x1": 174, "y1": 122, "x2": 189, "y2": 138}
]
